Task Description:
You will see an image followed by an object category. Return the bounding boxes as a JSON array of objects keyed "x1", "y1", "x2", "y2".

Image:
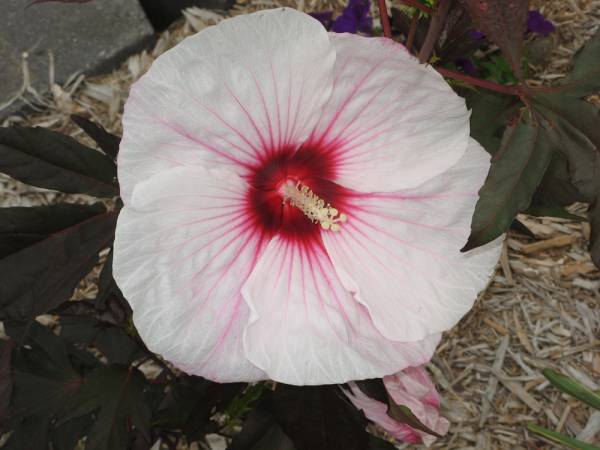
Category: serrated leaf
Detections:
[
  {"x1": 0, "y1": 203, "x2": 105, "y2": 258},
  {"x1": 527, "y1": 423, "x2": 600, "y2": 450},
  {"x1": 71, "y1": 115, "x2": 120, "y2": 159},
  {"x1": 0, "y1": 209, "x2": 117, "y2": 321},
  {"x1": 270, "y1": 385, "x2": 371, "y2": 450},
  {"x1": 459, "y1": 0, "x2": 529, "y2": 78},
  {"x1": 463, "y1": 112, "x2": 555, "y2": 251},
  {"x1": 0, "y1": 126, "x2": 118, "y2": 197},
  {"x1": 59, "y1": 366, "x2": 151, "y2": 450},
  {"x1": 543, "y1": 369, "x2": 600, "y2": 411}
]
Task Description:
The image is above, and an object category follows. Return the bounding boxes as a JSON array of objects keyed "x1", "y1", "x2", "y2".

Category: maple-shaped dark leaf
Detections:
[
  {"x1": 0, "y1": 126, "x2": 118, "y2": 197},
  {"x1": 463, "y1": 109, "x2": 557, "y2": 251},
  {"x1": 460, "y1": 0, "x2": 529, "y2": 79},
  {"x1": 228, "y1": 409, "x2": 296, "y2": 450},
  {"x1": 0, "y1": 208, "x2": 117, "y2": 321},
  {"x1": 2, "y1": 416, "x2": 51, "y2": 450},
  {"x1": 71, "y1": 115, "x2": 121, "y2": 160},
  {"x1": 0, "y1": 203, "x2": 105, "y2": 258},
  {"x1": 530, "y1": 31, "x2": 600, "y2": 267},
  {"x1": 57, "y1": 365, "x2": 151, "y2": 450},
  {"x1": 270, "y1": 385, "x2": 371, "y2": 450},
  {"x1": 59, "y1": 316, "x2": 143, "y2": 365}
]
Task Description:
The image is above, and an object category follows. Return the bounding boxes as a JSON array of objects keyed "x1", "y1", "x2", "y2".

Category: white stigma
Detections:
[{"x1": 280, "y1": 181, "x2": 347, "y2": 232}]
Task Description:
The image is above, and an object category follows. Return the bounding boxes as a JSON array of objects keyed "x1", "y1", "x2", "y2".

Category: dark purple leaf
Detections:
[
  {"x1": 0, "y1": 340, "x2": 14, "y2": 424},
  {"x1": 527, "y1": 10, "x2": 555, "y2": 36},
  {"x1": 0, "y1": 203, "x2": 105, "y2": 258},
  {"x1": 460, "y1": 0, "x2": 529, "y2": 79},
  {"x1": 0, "y1": 209, "x2": 117, "y2": 321},
  {"x1": 0, "y1": 126, "x2": 117, "y2": 197},
  {"x1": 270, "y1": 385, "x2": 371, "y2": 450},
  {"x1": 71, "y1": 115, "x2": 121, "y2": 160}
]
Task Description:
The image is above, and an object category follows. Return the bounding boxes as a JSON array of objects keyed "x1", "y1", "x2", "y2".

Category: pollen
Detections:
[{"x1": 280, "y1": 181, "x2": 347, "y2": 232}]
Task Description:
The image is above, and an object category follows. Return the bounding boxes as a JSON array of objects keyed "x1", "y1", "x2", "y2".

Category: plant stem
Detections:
[
  {"x1": 406, "y1": 13, "x2": 419, "y2": 53},
  {"x1": 377, "y1": 0, "x2": 392, "y2": 38},
  {"x1": 398, "y1": 0, "x2": 434, "y2": 15},
  {"x1": 435, "y1": 67, "x2": 521, "y2": 96},
  {"x1": 417, "y1": 0, "x2": 452, "y2": 63}
]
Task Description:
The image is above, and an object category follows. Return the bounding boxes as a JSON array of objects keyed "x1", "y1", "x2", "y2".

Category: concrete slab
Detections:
[{"x1": 0, "y1": 0, "x2": 154, "y2": 118}]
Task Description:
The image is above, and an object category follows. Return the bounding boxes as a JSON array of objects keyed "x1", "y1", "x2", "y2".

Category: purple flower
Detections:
[
  {"x1": 309, "y1": 10, "x2": 334, "y2": 29},
  {"x1": 527, "y1": 10, "x2": 555, "y2": 36},
  {"x1": 331, "y1": 0, "x2": 373, "y2": 34},
  {"x1": 455, "y1": 57, "x2": 478, "y2": 76},
  {"x1": 468, "y1": 29, "x2": 485, "y2": 41}
]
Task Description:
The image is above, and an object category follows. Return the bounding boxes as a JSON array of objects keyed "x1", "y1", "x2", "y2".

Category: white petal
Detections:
[
  {"x1": 241, "y1": 236, "x2": 439, "y2": 385},
  {"x1": 322, "y1": 138, "x2": 502, "y2": 341},
  {"x1": 119, "y1": 8, "x2": 335, "y2": 203},
  {"x1": 310, "y1": 34, "x2": 470, "y2": 192},
  {"x1": 113, "y1": 166, "x2": 268, "y2": 382}
]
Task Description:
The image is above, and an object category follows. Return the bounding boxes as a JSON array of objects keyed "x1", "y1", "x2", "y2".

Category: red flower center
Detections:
[{"x1": 246, "y1": 144, "x2": 348, "y2": 241}]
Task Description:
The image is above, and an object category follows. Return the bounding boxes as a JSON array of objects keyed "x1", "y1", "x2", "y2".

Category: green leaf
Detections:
[
  {"x1": 0, "y1": 126, "x2": 118, "y2": 197},
  {"x1": 71, "y1": 115, "x2": 120, "y2": 159},
  {"x1": 59, "y1": 366, "x2": 151, "y2": 450},
  {"x1": 0, "y1": 209, "x2": 117, "y2": 321},
  {"x1": 459, "y1": 0, "x2": 529, "y2": 79},
  {"x1": 524, "y1": 204, "x2": 584, "y2": 221},
  {"x1": 463, "y1": 111, "x2": 556, "y2": 251},
  {"x1": 543, "y1": 369, "x2": 600, "y2": 411},
  {"x1": 527, "y1": 423, "x2": 600, "y2": 450},
  {"x1": 0, "y1": 203, "x2": 105, "y2": 258}
]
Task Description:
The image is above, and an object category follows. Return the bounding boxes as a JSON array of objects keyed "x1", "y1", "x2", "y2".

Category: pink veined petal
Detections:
[
  {"x1": 241, "y1": 235, "x2": 440, "y2": 385},
  {"x1": 118, "y1": 8, "x2": 335, "y2": 203},
  {"x1": 322, "y1": 138, "x2": 502, "y2": 342},
  {"x1": 345, "y1": 366, "x2": 449, "y2": 448},
  {"x1": 113, "y1": 166, "x2": 268, "y2": 382},
  {"x1": 308, "y1": 34, "x2": 470, "y2": 193}
]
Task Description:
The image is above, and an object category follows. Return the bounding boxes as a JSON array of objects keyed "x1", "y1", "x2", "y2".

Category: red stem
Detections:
[
  {"x1": 377, "y1": 0, "x2": 392, "y2": 38},
  {"x1": 398, "y1": 0, "x2": 434, "y2": 15},
  {"x1": 435, "y1": 67, "x2": 521, "y2": 96},
  {"x1": 406, "y1": 13, "x2": 419, "y2": 53},
  {"x1": 418, "y1": 0, "x2": 452, "y2": 63}
]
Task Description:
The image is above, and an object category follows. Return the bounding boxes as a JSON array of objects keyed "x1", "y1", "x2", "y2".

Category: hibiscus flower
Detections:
[
  {"x1": 344, "y1": 366, "x2": 449, "y2": 447},
  {"x1": 113, "y1": 8, "x2": 501, "y2": 385}
]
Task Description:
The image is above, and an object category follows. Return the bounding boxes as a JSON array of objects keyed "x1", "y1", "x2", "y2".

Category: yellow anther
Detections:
[{"x1": 280, "y1": 181, "x2": 347, "y2": 232}]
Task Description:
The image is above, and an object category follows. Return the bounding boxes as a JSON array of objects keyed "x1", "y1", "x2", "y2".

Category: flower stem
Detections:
[
  {"x1": 435, "y1": 67, "x2": 521, "y2": 96},
  {"x1": 417, "y1": 0, "x2": 452, "y2": 63},
  {"x1": 398, "y1": 0, "x2": 434, "y2": 15},
  {"x1": 377, "y1": 0, "x2": 392, "y2": 38}
]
